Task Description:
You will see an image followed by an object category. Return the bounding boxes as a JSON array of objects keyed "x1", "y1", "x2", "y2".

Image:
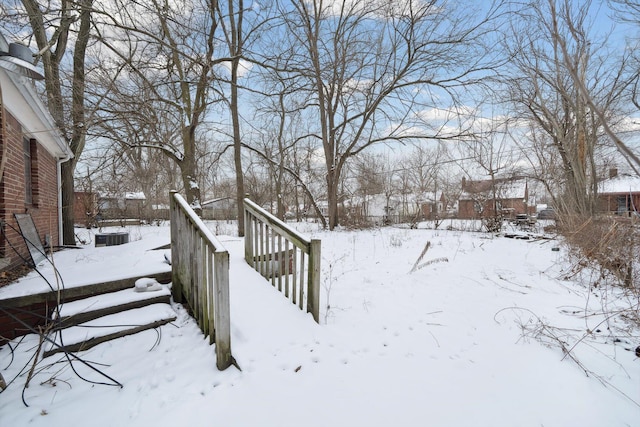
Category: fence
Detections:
[
  {"x1": 243, "y1": 197, "x2": 321, "y2": 323},
  {"x1": 170, "y1": 191, "x2": 232, "y2": 370}
]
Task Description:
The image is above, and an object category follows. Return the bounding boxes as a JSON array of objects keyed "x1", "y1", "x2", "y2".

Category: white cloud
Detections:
[{"x1": 218, "y1": 59, "x2": 253, "y2": 78}]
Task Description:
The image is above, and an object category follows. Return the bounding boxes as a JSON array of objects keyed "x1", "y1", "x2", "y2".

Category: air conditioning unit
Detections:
[{"x1": 95, "y1": 232, "x2": 129, "y2": 247}]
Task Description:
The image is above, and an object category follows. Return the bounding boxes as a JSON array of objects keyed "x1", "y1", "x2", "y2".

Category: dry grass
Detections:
[
  {"x1": 556, "y1": 214, "x2": 639, "y2": 333},
  {"x1": 558, "y1": 215, "x2": 638, "y2": 288}
]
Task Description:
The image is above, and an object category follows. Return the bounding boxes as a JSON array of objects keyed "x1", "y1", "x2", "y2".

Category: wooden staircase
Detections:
[{"x1": 43, "y1": 285, "x2": 177, "y2": 358}]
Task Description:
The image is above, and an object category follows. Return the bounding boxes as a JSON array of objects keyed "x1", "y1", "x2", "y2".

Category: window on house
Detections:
[
  {"x1": 617, "y1": 196, "x2": 628, "y2": 215},
  {"x1": 23, "y1": 138, "x2": 38, "y2": 206},
  {"x1": 23, "y1": 137, "x2": 32, "y2": 204}
]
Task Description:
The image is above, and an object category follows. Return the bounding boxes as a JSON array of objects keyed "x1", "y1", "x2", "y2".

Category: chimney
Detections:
[
  {"x1": 461, "y1": 176, "x2": 467, "y2": 191},
  {"x1": 609, "y1": 168, "x2": 618, "y2": 179}
]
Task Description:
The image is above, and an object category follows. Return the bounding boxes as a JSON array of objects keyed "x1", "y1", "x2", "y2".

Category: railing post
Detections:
[
  {"x1": 207, "y1": 245, "x2": 215, "y2": 345},
  {"x1": 171, "y1": 191, "x2": 233, "y2": 370},
  {"x1": 169, "y1": 191, "x2": 182, "y2": 303},
  {"x1": 214, "y1": 250, "x2": 232, "y2": 370},
  {"x1": 243, "y1": 197, "x2": 322, "y2": 324},
  {"x1": 307, "y1": 239, "x2": 321, "y2": 323},
  {"x1": 243, "y1": 196, "x2": 253, "y2": 264}
]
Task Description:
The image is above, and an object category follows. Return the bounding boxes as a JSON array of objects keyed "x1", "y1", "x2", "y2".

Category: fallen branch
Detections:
[{"x1": 494, "y1": 306, "x2": 640, "y2": 409}]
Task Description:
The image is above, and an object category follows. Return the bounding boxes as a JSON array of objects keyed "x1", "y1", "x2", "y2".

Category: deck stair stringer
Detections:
[
  {"x1": 44, "y1": 284, "x2": 176, "y2": 358},
  {"x1": 52, "y1": 286, "x2": 172, "y2": 328}
]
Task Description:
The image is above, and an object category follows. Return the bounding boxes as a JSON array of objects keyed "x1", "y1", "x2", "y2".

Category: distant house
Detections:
[
  {"x1": 151, "y1": 203, "x2": 170, "y2": 221},
  {"x1": 458, "y1": 177, "x2": 531, "y2": 220},
  {"x1": 418, "y1": 191, "x2": 447, "y2": 220},
  {"x1": 362, "y1": 194, "x2": 396, "y2": 224},
  {"x1": 202, "y1": 197, "x2": 236, "y2": 220},
  {"x1": 598, "y1": 169, "x2": 640, "y2": 217},
  {"x1": 347, "y1": 193, "x2": 422, "y2": 225},
  {"x1": 0, "y1": 35, "x2": 73, "y2": 273},
  {"x1": 98, "y1": 192, "x2": 146, "y2": 220}
]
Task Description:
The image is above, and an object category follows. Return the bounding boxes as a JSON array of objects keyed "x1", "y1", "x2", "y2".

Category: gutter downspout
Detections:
[{"x1": 57, "y1": 153, "x2": 72, "y2": 246}]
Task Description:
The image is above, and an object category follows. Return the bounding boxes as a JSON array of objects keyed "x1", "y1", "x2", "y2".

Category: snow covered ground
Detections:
[{"x1": 0, "y1": 221, "x2": 638, "y2": 427}]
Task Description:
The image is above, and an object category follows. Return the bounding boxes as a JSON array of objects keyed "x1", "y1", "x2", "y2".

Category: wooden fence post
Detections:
[
  {"x1": 171, "y1": 191, "x2": 233, "y2": 370},
  {"x1": 307, "y1": 239, "x2": 321, "y2": 323},
  {"x1": 244, "y1": 197, "x2": 253, "y2": 264},
  {"x1": 169, "y1": 191, "x2": 182, "y2": 303},
  {"x1": 242, "y1": 197, "x2": 322, "y2": 324},
  {"x1": 214, "y1": 250, "x2": 232, "y2": 370}
]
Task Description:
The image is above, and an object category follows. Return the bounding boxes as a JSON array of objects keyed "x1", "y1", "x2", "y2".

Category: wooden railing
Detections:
[
  {"x1": 170, "y1": 191, "x2": 232, "y2": 370},
  {"x1": 243, "y1": 197, "x2": 321, "y2": 323}
]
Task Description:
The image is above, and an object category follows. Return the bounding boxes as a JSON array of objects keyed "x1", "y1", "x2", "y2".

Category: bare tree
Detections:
[
  {"x1": 288, "y1": 137, "x2": 325, "y2": 222},
  {"x1": 353, "y1": 153, "x2": 385, "y2": 201},
  {"x1": 273, "y1": 0, "x2": 504, "y2": 230},
  {"x1": 609, "y1": 0, "x2": 640, "y2": 19},
  {"x1": 462, "y1": 115, "x2": 521, "y2": 220},
  {"x1": 3, "y1": 0, "x2": 94, "y2": 244},
  {"x1": 216, "y1": 0, "x2": 247, "y2": 235},
  {"x1": 407, "y1": 143, "x2": 449, "y2": 195},
  {"x1": 512, "y1": 122, "x2": 565, "y2": 211},
  {"x1": 88, "y1": 0, "x2": 229, "y2": 215},
  {"x1": 250, "y1": 82, "x2": 305, "y2": 220},
  {"x1": 405, "y1": 143, "x2": 451, "y2": 220},
  {"x1": 243, "y1": 56, "x2": 330, "y2": 224},
  {"x1": 503, "y1": 0, "x2": 631, "y2": 217}
]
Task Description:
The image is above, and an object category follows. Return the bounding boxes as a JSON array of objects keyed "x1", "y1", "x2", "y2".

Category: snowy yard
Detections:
[{"x1": 0, "y1": 221, "x2": 638, "y2": 427}]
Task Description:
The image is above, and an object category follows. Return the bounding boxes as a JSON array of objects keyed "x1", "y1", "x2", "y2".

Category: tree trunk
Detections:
[
  {"x1": 226, "y1": 0, "x2": 245, "y2": 237},
  {"x1": 276, "y1": 167, "x2": 285, "y2": 220},
  {"x1": 179, "y1": 155, "x2": 202, "y2": 216},
  {"x1": 231, "y1": 70, "x2": 245, "y2": 236},
  {"x1": 234, "y1": 145, "x2": 245, "y2": 236},
  {"x1": 327, "y1": 170, "x2": 339, "y2": 230}
]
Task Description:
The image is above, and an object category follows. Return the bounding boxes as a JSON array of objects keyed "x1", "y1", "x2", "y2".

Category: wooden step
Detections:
[
  {"x1": 43, "y1": 304, "x2": 177, "y2": 358},
  {"x1": 52, "y1": 286, "x2": 171, "y2": 329}
]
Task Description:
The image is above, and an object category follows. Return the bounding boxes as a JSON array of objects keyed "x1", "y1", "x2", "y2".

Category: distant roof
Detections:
[
  {"x1": 202, "y1": 197, "x2": 231, "y2": 207},
  {"x1": 125, "y1": 192, "x2": 146, "y2": 200},
  {"x1": 99, "y1": 191, "x2": 146, "y2": 200},
  {"x1": 416, "y1": 191, "x2": 443, "y2": 203},
  {"x1": 599, "y1": 174, "x2": 640, "y2": 194}
]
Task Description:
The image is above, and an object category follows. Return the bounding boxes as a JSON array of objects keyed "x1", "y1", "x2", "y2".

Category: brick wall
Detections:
[
  {"x1": 458, "y1": 199, "x2": 478, "y2": 219},
  {"x1": 458, "y1": 198, "x2": 528, "y2": 219},
  {"x1": 0, "y1": 109, "x2": 60, "y2": 279}
]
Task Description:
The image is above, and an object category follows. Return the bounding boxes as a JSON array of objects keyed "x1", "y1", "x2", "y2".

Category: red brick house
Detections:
[
  {"x1": 458, "y1": 177, "x2": 531, "y2": 219},
  {"x1": 419, "y1": 191, "x2": 448, "y2": 220},
  {"x1": 0, "y1": 36, "x2": 73, "y2": 276},
  {"x1": 598, "y1": 169, "x2": 640, "y2": 217}
]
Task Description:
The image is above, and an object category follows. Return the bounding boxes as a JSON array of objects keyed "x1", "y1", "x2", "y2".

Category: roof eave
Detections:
[{"x1": 0, "y1": 67, "x2": 73, "y2": 160}]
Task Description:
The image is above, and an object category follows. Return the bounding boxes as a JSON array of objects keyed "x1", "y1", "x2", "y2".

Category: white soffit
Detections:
[{"x1": 0, "y1": 67, "x2": 72, "y2": 160}]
